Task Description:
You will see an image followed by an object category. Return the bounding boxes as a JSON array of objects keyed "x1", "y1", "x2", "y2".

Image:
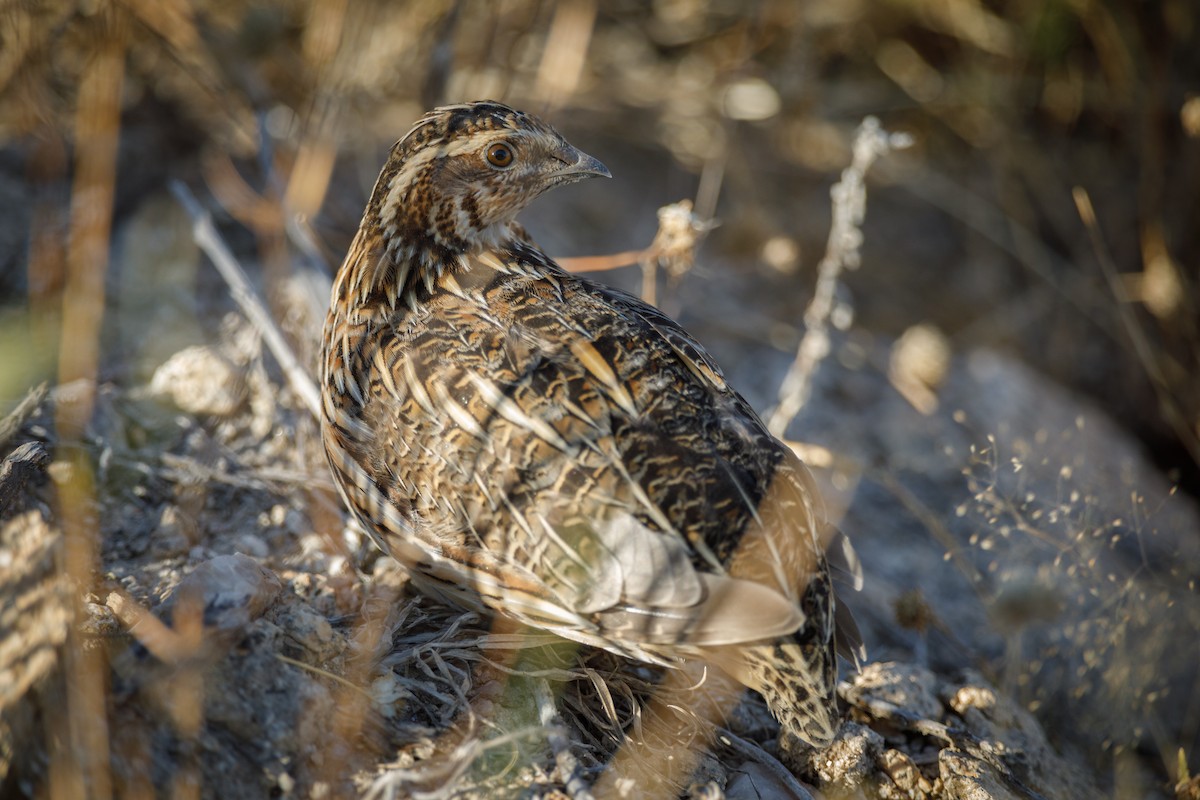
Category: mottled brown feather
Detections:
[{"x1": 320, "y1": 101, "x2": 861, "y2": 748}]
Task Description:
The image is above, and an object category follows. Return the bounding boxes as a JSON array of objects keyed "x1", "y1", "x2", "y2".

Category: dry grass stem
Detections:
[
  {"x1": 169, "y1": 180, "x2": 321, "y2": 417},
  {"x1": 1074, "y1": 187, "x2": 1200, "y2": 469},
  {"x1": 559, "y1": 200, "x2": 712, "y2": 309},
  {"x1": 767, "y1": 117, "x2": 912, "y2": 438},
  {"x1": 105, "y1": 590, "x2": 196, "y2": 666},
  {"x1": 49, "y1": 13, "x2": 127, "y2": 798},
  {"x1": 557, "y1": 248, "x2": 649, "y2": 274},
  {"x1": 639, "y1": 199, "x2": 713, "y2": 306}
]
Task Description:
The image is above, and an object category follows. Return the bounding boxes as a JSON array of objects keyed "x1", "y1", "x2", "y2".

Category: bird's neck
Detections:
[{"x1": 329, "y1": 214, "x2": 532, "y2": 316}]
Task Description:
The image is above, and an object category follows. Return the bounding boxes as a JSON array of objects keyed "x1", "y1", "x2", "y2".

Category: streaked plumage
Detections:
[{"x1": 320, "y1": 101, "x2": 861, "y2": 749}]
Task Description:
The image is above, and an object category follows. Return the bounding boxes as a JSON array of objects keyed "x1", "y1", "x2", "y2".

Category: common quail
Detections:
[{"x1": 321, "y1": 101, "x2": 861, "y2": 749}]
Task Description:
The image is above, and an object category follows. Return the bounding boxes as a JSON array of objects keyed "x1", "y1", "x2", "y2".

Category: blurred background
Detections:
[{"x1": 1, "y1": 1, "x2": 1198, "y2": 798}]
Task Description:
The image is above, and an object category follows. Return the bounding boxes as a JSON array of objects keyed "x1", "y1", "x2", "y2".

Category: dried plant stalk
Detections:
[
  {"x1": 767, "y1": 117, "x2": 911, "y2": 438},
  {"x1": 50, "y1": 13, "x2": 126, "y2": 799},
  {"x1": 170, "y1": 180, "x2": 322, "y2": 418}
]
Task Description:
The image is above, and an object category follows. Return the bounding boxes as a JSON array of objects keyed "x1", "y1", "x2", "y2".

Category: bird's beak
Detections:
[{"x1": 553, "y1": 145, "x2": 612, "y2": 182}]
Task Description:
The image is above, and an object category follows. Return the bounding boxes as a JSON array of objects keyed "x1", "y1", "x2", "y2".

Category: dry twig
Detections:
[
  {"x1": 0, "y1": 382, "x2": 47, "y2": 452},
  {"x1": 1074, "y1": 188, "x2": 1200, "y2": 469},
  {"x1": 558, "y1": 199, "x2": 713, "y2": 308},
  {"x1": 169, "y1": 180, "x2": 322, "y2": 418},
  {"x1": 767, "y1": 117, "x2": 911, "y2": 437}
]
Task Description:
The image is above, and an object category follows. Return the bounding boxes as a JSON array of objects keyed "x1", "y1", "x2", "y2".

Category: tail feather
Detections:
[
  {"x1": 739, "y1": 640, "x2": 839, "y2": 749},
  {"x1": 834, "y1": 590, "x2": 866, "y2": 667}
]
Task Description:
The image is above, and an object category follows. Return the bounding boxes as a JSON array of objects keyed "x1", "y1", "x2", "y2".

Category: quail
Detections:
[{"x1": 320, "y1": 101, "x2": 861, "y2": 749}]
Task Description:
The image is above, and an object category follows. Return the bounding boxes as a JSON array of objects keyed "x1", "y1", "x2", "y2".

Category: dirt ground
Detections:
[{"x1": 2, "y1": 3, "x2": 1199, "y2": 799}]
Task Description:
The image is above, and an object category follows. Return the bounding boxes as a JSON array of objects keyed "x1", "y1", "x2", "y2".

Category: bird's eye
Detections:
[{"x1": 486, "y1": 142, "x2": 514, "y2": 168}]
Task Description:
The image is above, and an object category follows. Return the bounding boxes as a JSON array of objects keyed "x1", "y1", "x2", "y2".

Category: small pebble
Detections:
[{"x1": 149, "y1": 345, "x2": 246, "y2": 417}]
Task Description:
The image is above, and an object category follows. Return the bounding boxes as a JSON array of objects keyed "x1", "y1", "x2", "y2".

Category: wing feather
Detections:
[{"x1": 327, "y1": 245, "x2": 845, "y2": 658}]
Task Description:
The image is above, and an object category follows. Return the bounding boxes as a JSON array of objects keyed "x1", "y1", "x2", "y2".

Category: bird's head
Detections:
[{"x1": 368, "y1": 101, "x2": 610, "y2": 257}]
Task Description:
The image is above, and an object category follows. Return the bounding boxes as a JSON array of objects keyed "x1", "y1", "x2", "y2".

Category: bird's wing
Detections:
[
  {"x1": 331, "y1": 248, "x2": 836, "y2": 652},
  {"x1": 624, "y1": 293, "x2": 863, "y2": 661}
]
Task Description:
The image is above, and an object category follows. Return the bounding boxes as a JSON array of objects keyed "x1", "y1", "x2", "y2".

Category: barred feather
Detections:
[{"x1": 320, "y1": 101, "x2": 861, "y2": 748}]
